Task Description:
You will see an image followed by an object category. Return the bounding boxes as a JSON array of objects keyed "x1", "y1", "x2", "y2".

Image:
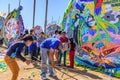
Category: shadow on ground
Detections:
[{"x1": 55, "y1": 66, "x2": 103, "y2": 80}]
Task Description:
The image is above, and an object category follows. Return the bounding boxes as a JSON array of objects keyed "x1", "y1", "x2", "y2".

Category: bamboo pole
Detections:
[
  {"x1": 44, "y1": 0, "x2": 48, "y2": 34},
  {"x1": 19, "y1": 0, "x2": 21, "y2": 7},
  {"x1": 8, "y1": 3, "x2": 10, "y2": 14},
  {"x1": 33, "y1": 0, "x2": 36, "y2": 28}
]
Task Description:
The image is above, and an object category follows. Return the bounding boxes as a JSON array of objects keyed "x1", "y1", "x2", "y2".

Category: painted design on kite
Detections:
[
  {"x1": 0, "y1": 16, "x2": 7, "y2": 45},
  {"x1": 5, "y1": 6, "x2": 24, "y2": 44},
  {"x1": 46, "y1": 23, "x2": 60, "y2": 36},
  {"x1": 62, "y1": 0, "x2": 120, "y2": 77},
  {"x1": 34, "y1": 25, "x2": 43, "y2": 34},
  {"x1": 80, "y1": 0, "x2": 119, "y2": 43},
  {"x1": 61, "y1": 0, "x2": 119, "y2": 46},
  {"x1": 81, "y1": 41, "x2": 120, "y2": 67}
]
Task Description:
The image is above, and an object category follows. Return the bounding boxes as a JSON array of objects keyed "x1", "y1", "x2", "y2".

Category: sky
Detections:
[{"x1": 0, "y1": 0, "x2": 69, "y2": 30}]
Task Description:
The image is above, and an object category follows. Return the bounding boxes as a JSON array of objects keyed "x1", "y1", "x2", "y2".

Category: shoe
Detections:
[
  {"x1": 68, "y1": 66, "x2": 74, "y2": 68},
  {"x1": 49, "y1": 73, "x2": 56, "y2": 77},
  {"x1": 41, "y1": 74, "x2": 47, "y2": 80},
  {"x1": 57, "y1": 64, "x2": 61, "y2": 66}
]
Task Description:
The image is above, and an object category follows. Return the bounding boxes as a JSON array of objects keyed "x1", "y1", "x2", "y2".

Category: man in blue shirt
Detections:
[
  {"x1": 29, "y1": 29, "x2": 38, "y2": 62},
  {"x1": 40, "y1": 38, "x2": 63, "y2": 80}
]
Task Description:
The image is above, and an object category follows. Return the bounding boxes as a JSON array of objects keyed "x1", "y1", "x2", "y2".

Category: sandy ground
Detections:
[
  {"x1": 0, "y1": 47, "x2": 120, "y2": 80},
  {"x1": 0, "y1": 60, "x2": 120, "y2": 80}
]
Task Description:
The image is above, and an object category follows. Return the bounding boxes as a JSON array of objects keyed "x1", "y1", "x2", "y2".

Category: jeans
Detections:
[
  {"x1": 58, "y1": 50, "x2": 67, "y2": 66},
  {"x1": 41, "y1": 48, "x2": 54, "y2": 77}
]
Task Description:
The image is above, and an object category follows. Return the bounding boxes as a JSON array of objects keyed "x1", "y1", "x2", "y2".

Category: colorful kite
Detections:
[
  {"x1": 34, "y1": 25, "x2": 43, "y2": 34},
  {"x1": 5, "y1": 6, "x2": 24, "y2": 44},
  {"x1": 61, "y1": 0, "x2": 120, "y2": 77},
  {"x1": 0, "y1": 12, "x2": 7, "y2": 45},
  {"x1": 46, "y1": 22, "x2": 60, "y2": 36}
]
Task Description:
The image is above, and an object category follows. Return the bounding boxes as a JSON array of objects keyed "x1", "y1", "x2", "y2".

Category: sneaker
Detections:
[
  {"x1": 68, "y1": 66, "x2": 74, "y2": 68},
  {"x1": 64, "y1": 64, "x2": 66, "y2": 66},
  {"x1": 41, "y1": 74, "x2": 47, "y2": 80},
  {"x1": 49, "y1": 73, "x2": 56, "y2": 77}
]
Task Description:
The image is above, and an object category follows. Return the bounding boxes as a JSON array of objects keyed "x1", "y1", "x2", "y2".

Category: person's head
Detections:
[
  {"x1": 25, "y1": 29, "x2": 29, "y2": 34},
  {"x1": 30, "y1": 29, "x2": 35, "y2": 35},
  {"x1": 69, "y1": 38, "x2": 74, "y2": 43},
  {"x1": 22, "y1": 34, "x2": 33, "y2": 47},
  {"x1": 61, "y1": 31, "x2": 66, "y2": 37},
  {"x1": 55, "y1": 30, "x2": 59, "y2": 35},
  {"x1": 40, "y1": 32, "x2": 45, "y2": 37},
  {"x1": 59, "y1": 31, "x2": 62, "y2": 35}
]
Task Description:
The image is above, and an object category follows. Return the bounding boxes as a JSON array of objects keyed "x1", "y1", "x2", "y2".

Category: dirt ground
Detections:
[
  {"x1": 0, "y1": 47, "x2": 120, "y2": 80},
  {"x1": 0, "y1": 60, "x2": 120, "y2": 80}
]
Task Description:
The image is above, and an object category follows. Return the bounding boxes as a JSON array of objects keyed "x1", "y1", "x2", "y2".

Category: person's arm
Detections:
[
  {"x1": 16, "y1": 49, "x2": 26, "y2": 62},
  {"x1": 54, "y1": 50, "x2": 59, "y2": 61},
  {"x1": 49, "y1": 48, "x2": 55, "y2": 67},
  {"x1": 16, "y1": 47, "x2": 31, "y2": 65},
  {"x1": 16, "y1": 43, "x2": 26, "y2": 62}
]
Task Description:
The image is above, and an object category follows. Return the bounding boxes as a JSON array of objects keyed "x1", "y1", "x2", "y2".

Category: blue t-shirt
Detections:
[
  {"x1": 29, "y1": 42, "x2": 37, "y2": 52},
  {"x1": 32, "y1": 35, "x2": 37, "y2": 40},
  {"x1": 40, "y1": 38, "x2": 61, "y2": 50},
  {"x1": 28, "y1": 35, "x2": 37, "y2": 52},
  {"x1": 7, "y1": 42, "x2": 26, "y2": 62}
]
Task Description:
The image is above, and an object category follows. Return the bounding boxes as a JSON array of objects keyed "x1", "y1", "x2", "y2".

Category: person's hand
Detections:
[
  {"x1": 54, "y1": 60, "x2": 58, "y2": 65},
  {"x1": 15, "y1": 58, "x2": 20, "y2": 61},
  {"x1": 61, "y1": 49, "x2": 65, "y2": 53},
  {"x1": 51, "y1": 61, "x2": 55, "y2": 67},
  {"x1": 25, "y1": 60, "x2": 31, "y2": 65}
]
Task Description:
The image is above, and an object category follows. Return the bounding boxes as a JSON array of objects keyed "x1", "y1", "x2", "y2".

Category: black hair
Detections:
[
  {"x1": 55, "y1": 30, "x2": 58, "y2": 34},
  {"x1": 41, "y1": 32, "x2": 45, "y2": 34},
  {"x1": 59, "y1": 31, "x2": 62, "y2": 34},
  {"x1": 62, "y1": 31, "x2": 66, "y2": 34},
  {"x1": 30, "y1": 29, "x2": 34, "y2": 34},
  {"x1": 22, "y1": 34, "x2": 33, "y2": 42},
  {"x1": 25, "y1": 29, "x2": 29, "y2": 34},
  {"x1": 69, "y1": 38, "x2": 74, "y2": 43}
]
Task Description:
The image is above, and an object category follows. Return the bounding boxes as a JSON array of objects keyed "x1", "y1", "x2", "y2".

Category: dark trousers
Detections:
[
  {"x1": 24, "y1": 46, "x2": 28, "y2": 56},
  {"x1": 58, "y1": 51, "x2": 67, "y2": 66},
  {"x1": 37, "y1": 47, "x2": 41, "y2": 60},
  {"x1": 31, "y1": 46, "x2": 38, "y2": 61}
]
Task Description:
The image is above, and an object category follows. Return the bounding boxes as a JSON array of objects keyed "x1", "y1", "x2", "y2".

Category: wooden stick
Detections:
[
  {"x1": 32, "y1": 56, "x2": 78, "y2": 80},
  {"x1": 0, "y1": 46, "x2": 8, "y2": 49}
]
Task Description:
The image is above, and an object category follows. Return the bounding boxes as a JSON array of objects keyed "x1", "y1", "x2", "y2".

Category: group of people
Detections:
[{"x1": 3, "y1": 29, "x2": 76, "y2": 80}]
